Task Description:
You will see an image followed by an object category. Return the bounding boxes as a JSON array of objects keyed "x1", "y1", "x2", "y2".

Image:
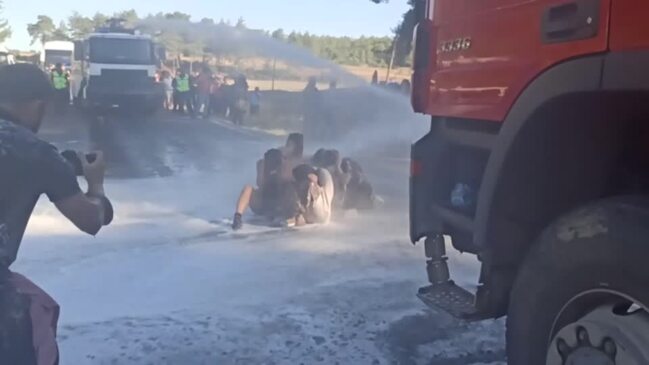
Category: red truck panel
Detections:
[
  {"x1": 609, "y1": 0, "x2": 649, "y2": 51},
  {"x1": 425, "y1": 0, "x2": 611, "y2": 122}
]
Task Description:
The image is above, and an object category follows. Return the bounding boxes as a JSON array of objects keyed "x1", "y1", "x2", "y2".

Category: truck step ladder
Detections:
[
  {"x1": 418, "y1": 282, "x2": 477, "y2": 319},
  {"x1": 418, "y1": 235, "x2": 479, "y2": 320}
]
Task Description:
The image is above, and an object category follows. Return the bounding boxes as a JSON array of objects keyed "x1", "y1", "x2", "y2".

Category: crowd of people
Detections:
[
  {"x1": 160, "y1": 67, "x2": 262, "y2": 124},
  {"x1": 231, "y1": 133, "x2": 380, "y2": 231}
]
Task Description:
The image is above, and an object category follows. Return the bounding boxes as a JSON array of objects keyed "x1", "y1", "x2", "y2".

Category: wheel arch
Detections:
[{"x1": 475, "y1": 51, "x2": 649, "y2": 268}]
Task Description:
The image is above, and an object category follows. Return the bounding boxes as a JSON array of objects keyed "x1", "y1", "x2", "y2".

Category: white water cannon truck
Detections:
[
  {"x1": 72, "y1": 19, "x2": 165, "y2": 114},
  {"x1": 41, "y1": 41, "x2": 74, "y2": 70}
]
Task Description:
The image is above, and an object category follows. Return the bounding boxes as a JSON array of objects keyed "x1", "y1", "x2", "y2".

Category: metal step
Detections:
[{"x1": 418, "y1": 281, "x2": 478, "y2": 320}]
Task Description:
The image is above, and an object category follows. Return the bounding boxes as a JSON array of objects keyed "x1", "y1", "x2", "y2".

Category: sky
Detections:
[{"x1": 4, "y1": 0, "x2": 410, "y2": 50}]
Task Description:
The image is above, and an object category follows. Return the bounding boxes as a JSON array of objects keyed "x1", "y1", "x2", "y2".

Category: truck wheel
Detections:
[{"x1": 506, "y1": 196, "x2": 649, "y2": 365}]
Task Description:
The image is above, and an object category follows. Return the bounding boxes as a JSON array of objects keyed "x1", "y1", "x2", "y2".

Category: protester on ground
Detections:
[
  {"x1": 312, "y1": 149, "x2": 381, "y2": 211},
  {"x1": 174, "y1": 70, "x2": 194, "y2": 116},
  {"x1": 312, "y1": 148, "x2": 347, "y2": 209},
  {"x1": 232, "y1": 133, "x2": 305, "y2": 230},
  {"x1": 255, "y1": 133, "x2": 304, "y2": 189},
  {"x1": 0, "y1": 64, "x2": 113, "y2": 364},
  {"x1": 292, "y1": 164, "x2": 334, "y2": 225},
  {"x1": 340, "y1": 157, "x2": 381, "y2": 210},
  {"x1": 232, "y1": 149, "x2": 300, "y2": 230},
  {"x1": 249, "y1": 87, "x2": 261, "y2": 117},
  {"x1": 50, "y1": 63, "x2": 69, "y2": 109}
]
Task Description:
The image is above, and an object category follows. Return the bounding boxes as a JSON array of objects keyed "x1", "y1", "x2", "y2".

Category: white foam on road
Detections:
[{"x1": 12, "y1": 139, "x2": 504, "y2": 364}]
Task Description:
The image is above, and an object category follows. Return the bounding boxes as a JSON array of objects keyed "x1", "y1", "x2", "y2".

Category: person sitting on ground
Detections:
[
  {"x1": 311, "y1": 148, "x2": 347, "y2": 209},
  {"x1": 233, "y1": 149, "x2": 301, "y2": 230},
  {"x1": 256, "y1": 133, "x2": 304, "y2": 187},
  {"x1": 312, "y1": 150, "x2": 380, "y2": 211},
  {"x1": 340, "y1": 157, "x2": 380, "y2": 210},
  {"x1": 292, "y1": 164, "x2": 335, "y2": 225}
]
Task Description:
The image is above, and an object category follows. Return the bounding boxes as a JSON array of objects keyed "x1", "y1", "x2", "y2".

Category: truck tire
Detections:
[{"x1": 506, "y1": 196, "x2": 649, "y2": 365}]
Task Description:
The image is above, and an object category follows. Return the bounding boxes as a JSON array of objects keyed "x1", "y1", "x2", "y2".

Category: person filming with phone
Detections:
[{"x1": 0, "y1": 64, "x2": 113, "y2": 365}]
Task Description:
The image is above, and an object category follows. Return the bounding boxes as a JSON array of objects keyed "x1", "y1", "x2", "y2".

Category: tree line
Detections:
[
  {"x1": 0, "y1": 1, "x2": 11, "y2": 44},
  {"x1": 14, "y1": 0, "x2": 420, "y2": 68}
]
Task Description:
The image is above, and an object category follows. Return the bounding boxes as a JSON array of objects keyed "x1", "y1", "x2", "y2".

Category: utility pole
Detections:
[
  {"x1": 386, "y1": 34, "x2": 400, "y2": 83},
  {"x1": 271, "y1": 57, "x2": 277, "y2": 91}
]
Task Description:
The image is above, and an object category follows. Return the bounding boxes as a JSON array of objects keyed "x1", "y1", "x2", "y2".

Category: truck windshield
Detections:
[
  {"x1": 89, "y1": 38, "x2": 153, "y2": 65},
  {"x1": 45, "y1": 50, "x2": 73, "y2": 67}
]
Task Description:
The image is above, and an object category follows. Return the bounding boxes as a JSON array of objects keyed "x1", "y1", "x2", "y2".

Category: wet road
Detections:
[
  {"x1": 24, "y1": 107, "x2": 506, "y2": 365},
  {"x1": 41, "y1": 108, "x2": 275, "y2": 179}
]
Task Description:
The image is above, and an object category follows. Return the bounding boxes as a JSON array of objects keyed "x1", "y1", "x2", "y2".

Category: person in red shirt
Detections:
[{"x1": 195, "y1": 66, "x2": 213, "y2": 119}]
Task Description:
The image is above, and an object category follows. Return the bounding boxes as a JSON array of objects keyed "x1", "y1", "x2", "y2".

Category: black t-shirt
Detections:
[{"x1": 0, "y1": 118, "x2": 81, "y2": 268}]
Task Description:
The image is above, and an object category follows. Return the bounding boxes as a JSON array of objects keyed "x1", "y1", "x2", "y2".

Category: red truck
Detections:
[{"x1": 409, "y1": 0, "x2": 649, "y2": 363}]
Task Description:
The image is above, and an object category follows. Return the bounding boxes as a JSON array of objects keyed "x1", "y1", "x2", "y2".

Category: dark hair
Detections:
[
  {"x1": 312, "y1": 149, "x2": 339, "y2": 168},
  {"x1": 292, "y1": 164, "x2": 317, "y2": 183},
  {"x1": 286, "y1": 133, "x2": 304, "y2": 158},
  {"x1": 0, "y1": 64, "x2": 53, "y2": 103},
  {"x1": 341, "y1": 158, "x2": 362, "y2": 174},
  {"x1": 262, "y1": 148, "x2": 284, "y2": 203},
  {"x1": 263, "y1": 148, "x2": 283, "y2": 177},
  {"x1": 312, "y1": 148, "x2": 327, "y2": 167}
]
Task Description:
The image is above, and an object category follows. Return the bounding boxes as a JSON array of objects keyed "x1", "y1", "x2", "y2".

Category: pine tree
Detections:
[{"x1": 0, "y1": 1, "x2": 12, "y2": 43}]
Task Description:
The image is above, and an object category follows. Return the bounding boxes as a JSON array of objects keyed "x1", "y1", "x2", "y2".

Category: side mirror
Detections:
[{"x1": 74, "y1": 41, "x2": 84, "y2": 61}]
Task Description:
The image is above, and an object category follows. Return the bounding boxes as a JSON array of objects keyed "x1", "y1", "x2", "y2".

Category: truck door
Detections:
[
  {"x1": 609, "y1": 1, "x2": 649, "y2": 50},
  {"x1": 430, "y1": 0, "x2": 612, "y2": 122}
]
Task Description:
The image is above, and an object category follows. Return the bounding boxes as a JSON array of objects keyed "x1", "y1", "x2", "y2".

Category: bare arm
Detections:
[
  {"x1": 55, "y1": 151, "x2": 109, "y2": 236},
  {"x1": 55, "y1": 193, "x2": 104, "y2": 235}
]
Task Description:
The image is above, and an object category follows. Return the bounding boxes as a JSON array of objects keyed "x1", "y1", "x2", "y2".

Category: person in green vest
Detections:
[
  {"x1": 173, "y1": 70, "x2": 194, "y2": 116},
  {"x1": 50, "y1": 63, "x2": 69, "y2": 108}
]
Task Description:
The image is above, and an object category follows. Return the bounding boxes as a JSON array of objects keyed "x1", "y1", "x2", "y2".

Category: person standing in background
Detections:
[
  {"x1": 302, "y1": 77, "x2": 321, "y2": 138},
  {"x1": 230, "y1": 75, "x2": 249, "y2": 125},
  {"x1": 212, "y1": 76, "x2": 228, "y2": 118},
  {"x1": 50, "y1": 63, "x2": 69, "y2": 111},
  {"x1": 249, "y1": 87, "x2": 261, "y2": 117},
  {"x1": 195, "y1": 66, "x2": 212, "y2": 119},
  {"x1": 371, "y1": 70, "x2": 379, "y2": 85},
  {"x1": 161, "y1": 71, "x2": 174, "y2": 111},
  {"x1": 174, "y1": 70, "x2": 194, "y2": 116}
]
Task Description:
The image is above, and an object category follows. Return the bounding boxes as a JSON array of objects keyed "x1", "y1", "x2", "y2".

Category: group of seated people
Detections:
[{"x1": 232, "y1": 133, "x2": 379, "y2": 230}]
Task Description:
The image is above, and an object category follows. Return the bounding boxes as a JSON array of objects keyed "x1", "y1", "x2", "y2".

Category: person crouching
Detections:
[
  {"x1": 292, "y1": 164, "x2": 334, "y2": 226},
  {"x1": 232, "y1": 149, "x2": 300, "y2": 230}
]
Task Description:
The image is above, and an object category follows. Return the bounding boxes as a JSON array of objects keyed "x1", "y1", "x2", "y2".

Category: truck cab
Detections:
[
  {"x1": 41, "y1": 41, "x2": 74, "y2": 71},
  {"x1": 410, "y1": 0, "x2": 649, "y2": 363},
  {"x1": 73, "y1": 21, "x2": 164, "y2": 114}
]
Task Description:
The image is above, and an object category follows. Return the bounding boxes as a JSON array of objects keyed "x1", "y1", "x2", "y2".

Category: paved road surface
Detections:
[{"x1": 13, "y1": 108, "x2": 506, "y2": 365}]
